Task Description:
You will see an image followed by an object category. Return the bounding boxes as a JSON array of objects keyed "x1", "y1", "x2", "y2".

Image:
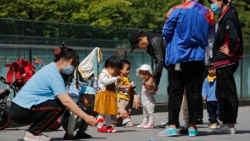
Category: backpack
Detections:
[{"x1": 5, "y1": 58, "x2": 35, "y2": 90}]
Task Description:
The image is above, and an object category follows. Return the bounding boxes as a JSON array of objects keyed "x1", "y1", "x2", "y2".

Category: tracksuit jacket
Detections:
[
  {"x1": 162, "y1": 0, "x2": 215, "y2": 66},
  {"x1": 212, "y1": 6, "x2": 243, "y2": 67}
]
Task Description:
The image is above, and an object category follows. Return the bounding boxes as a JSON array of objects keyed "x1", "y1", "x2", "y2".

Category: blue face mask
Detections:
[
  {"x1": 210, "y1": 3, "x2": 221, "y2": 14},
  {"x1": 61, "y1": 64, "x2": 74, "y2": 75}
]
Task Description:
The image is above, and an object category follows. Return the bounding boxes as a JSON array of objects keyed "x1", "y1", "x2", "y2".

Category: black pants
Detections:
[
  {"x1": 10, "y1": 99, "x2": 65, "y2": 135},
  {"x1": 167, "y1": 61, "x2": 204, "y2": 125},
  {"x1": 216, "y1": 62, "x2": 239, "y2": 124},
  {"x1": 206, "y1": 101, "x2": 222, "y2": 124}
]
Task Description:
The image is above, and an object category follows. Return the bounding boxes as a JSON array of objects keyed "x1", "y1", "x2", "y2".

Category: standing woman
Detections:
[
  {"x1": 10, "y1": 46, "x2": 97, "y2": 141},
  {"x1": 208, "y1": 0, "x2": 243, "y2": 134}
]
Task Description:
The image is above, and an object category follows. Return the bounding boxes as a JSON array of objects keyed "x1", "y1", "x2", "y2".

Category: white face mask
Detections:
[{"x1": 61, "y1": 64, "x2": 74, "y2": 75}]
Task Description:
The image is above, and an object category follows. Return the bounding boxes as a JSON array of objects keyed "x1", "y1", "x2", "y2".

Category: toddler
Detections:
[
  {"x1": 116, "y1": 59, "x2": 139, "y2": 127},
  {"x1": 202, "y1": 63, "x2": 222, "y2": 129},
  {"x1": 62, "y1": 85, "x2": 96, "y2": 140},
  {"x1": 136, "y1": 64, "x2": 156, "y2": 129},
  {"x1": 94, "y1": 55, "x2": 126, "y2": 133}
]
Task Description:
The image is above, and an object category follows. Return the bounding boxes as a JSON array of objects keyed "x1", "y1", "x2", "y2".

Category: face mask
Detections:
[
  {"x1": 61, "y1": 64, "x2": 74, "y2": 75},
  {"x1": 210, "y1": 3, "x2": 221, "y2": 14}
]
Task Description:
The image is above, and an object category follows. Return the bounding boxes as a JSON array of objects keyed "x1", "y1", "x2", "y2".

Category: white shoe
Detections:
[
  {"x1": 23, "y1": 131, "x2": 51, "y2": 141},
  {"x1": 212, "y1": 125, "x2": 236, "y2": 134},
  {"x1": 209, "y1": 123, "x2": 217, "y2": 129}
]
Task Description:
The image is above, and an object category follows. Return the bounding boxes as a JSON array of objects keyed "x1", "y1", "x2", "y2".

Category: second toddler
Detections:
[{"x1": 136, "y1": 64, "x2": 156, "y2": 129}]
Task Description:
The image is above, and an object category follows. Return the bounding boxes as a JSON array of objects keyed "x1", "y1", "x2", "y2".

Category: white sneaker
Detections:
[
  {"x1": 209, "y1": 123, "x2": 217, "y2": 129},
  {"x1": 23, "y1": 131, "x2": 51, "y2": 141},
  {"x1": 213, "y1": 125, "x2": 236, "y2": 134}
]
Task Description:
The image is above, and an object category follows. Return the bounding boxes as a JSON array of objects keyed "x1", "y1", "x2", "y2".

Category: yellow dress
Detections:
[{"x1": 94, "y1": 83, "x2": 118, "y2": 115}]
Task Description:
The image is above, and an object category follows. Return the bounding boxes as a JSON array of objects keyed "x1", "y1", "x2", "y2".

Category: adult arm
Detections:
[
  {"x1": 224, "y1": 19, "x2": 240, "y2": 54},
  {"x1": 162, "y1": 9, "x2": 179, "y2": 43},
  {"x1": 150, "y1": 37, "x2": 165, "y2": 87}
]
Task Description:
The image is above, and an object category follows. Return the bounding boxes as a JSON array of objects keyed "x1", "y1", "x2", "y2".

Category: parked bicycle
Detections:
[
  {"x1": 0, "y1": 76, "x2": 24, "y2": 130},
  {"x1": 0, "y1": 89, "x2": 10, "y2": 130}
]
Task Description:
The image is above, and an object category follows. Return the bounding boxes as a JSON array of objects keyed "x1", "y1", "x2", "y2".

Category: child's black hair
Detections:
[
  {"x1": 120, "y1": 59, "x2": 131, "y2": 69},
  {"x1": 104, "y1": 55, "x2": 122, "y2": 69}
]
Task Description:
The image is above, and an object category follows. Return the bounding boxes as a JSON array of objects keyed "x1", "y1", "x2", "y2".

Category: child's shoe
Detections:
[
  {"x1": 209, "y1": 123, "x2": 217, "y2": 129},
  {"x1": 212, "y1": 125, "x2": 236, "y2": 134},
  {"x1": 97, "y1": 126, "x2": 117, "y2": 133},
  {"x1": 188, "y1": 128, "x2": 198, "y2": 137},
  {"x1": 143, "y1": 123, "x2": 154, "y2": 129},
  {"x1": 124, "y1": 121, "x2": 134, "y2": 127},
  {"x1": 137, "y1": 122, "x2": 147, "y2": 128},
  {"x1": 107, "y1": 126, "x2": 117, "y2": 133},
  {"x1": 98, "y1": 126, "x2": 108, "y2": 133}
]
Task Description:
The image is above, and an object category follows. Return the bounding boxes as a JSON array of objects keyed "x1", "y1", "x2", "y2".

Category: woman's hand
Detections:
[
  {"x1": 84, "y1": 115, "x2": 98, "y2": 126},
  {"x1": 220, "y1": 45, "x2": 233, "y2": 57}
]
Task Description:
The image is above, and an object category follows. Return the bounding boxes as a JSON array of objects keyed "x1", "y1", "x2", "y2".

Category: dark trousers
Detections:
[
  {"x1": 216, "y1": 62, "x2": 239, "y2": 124},
  {"x1": 167, "y1": 61, "x2": 204, "y2": 125},
  {"x1": 10, "y1": 99, "x2": 65, "y2": 135},
  {"x1": 206, "y1": 101, "x2": 222, "y2": 124}
]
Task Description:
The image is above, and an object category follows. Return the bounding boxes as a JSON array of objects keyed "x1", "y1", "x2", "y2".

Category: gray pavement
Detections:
[{"x1": 1, "y1": 106, "x2": 250, "y2": 141}]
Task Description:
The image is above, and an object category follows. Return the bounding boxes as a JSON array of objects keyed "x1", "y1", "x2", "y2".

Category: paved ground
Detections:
[{"x1": 1, "y1": 106, "x2": 250, "y2": 141}]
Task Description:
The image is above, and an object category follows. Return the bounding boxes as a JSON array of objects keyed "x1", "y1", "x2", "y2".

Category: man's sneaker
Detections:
[
  {"x1": 23, "y1": 131, "x2": 51, "y2": 141},
  {"x1": 188, "y1": 128, "x2": 198, "y2": 137},
  {"x1": 212, "y1": 125, "x2": 236, "y2": 134},
  {"x1": 179, "y1": 126, "x2": 188, "y2": 134},
  {"x1": 158, "y1": 127, "x2": 178, "y2": 137}
]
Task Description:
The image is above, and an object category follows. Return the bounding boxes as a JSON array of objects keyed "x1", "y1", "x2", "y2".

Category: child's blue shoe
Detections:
[
  {"x1": 158, "y1": 127, "x2": 178, "y2": 137},
  {"x1": 188, "y1": 128, "x2": 198, "y2": 137}
]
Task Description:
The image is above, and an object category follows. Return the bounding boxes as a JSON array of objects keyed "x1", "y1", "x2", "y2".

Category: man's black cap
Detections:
[{"x1": 128, "y1": 30, "x2": 143, "y2": 52}]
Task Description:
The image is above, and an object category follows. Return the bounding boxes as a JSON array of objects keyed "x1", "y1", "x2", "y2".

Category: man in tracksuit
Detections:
[
  {"x1": 128, "y1": 30, "x2": 166, "y2": 91},
  {"x1": 162, "y1": 0, "x2": 215, "y2": 137}
]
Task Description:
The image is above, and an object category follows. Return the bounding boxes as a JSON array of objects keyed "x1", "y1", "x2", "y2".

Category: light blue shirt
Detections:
[
  {"x1": 12, "y1": 62, "x2": 67, "y2": 109},
  {"x1": 201, "y1": 78, "x2": 217, "y2": 101}
]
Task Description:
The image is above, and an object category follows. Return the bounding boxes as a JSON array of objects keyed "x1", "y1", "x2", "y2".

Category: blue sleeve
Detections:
[
  {"x1": 162, "y1": 9, "x2": 179, "y2": 42},
  {"x1": 201, "y1": 78, "x2": 208, "y2": 97}
]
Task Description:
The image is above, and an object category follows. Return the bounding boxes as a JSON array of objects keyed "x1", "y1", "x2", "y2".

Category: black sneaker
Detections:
[
  {"x1": 75, "y1": 132, "x2": 92, "y2": 139},
  {"x1": 196, "y1": 119, "x2": 203, "y2": 125},
  {"x1": 63, "y1": 133, "x2": 76, "y2": 140},
  {"x1": 179, "y1": 127, "x2": 188, "y2": 134}
]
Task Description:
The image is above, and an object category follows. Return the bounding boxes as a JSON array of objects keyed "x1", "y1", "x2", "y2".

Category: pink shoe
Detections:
[
  {"x1": 143, "y1": 123, "x2": 153, "y2": 129},
  {"x1": 136, "y1": 123, "x2": 147, "y2": 128}
]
